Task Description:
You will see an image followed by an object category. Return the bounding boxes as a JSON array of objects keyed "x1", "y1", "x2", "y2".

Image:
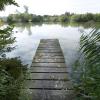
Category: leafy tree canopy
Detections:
[{"x1": 0, "y1": 0, "x2": 18, "y2": 10}]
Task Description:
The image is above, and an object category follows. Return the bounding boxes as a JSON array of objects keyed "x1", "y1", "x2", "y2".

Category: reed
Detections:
[{"x1": 74, "y1": 28, "x2": 100, "y2": 100}]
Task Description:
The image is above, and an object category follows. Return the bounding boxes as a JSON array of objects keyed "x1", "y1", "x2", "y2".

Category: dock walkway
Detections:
[{"x1": 26, "y1": 39, "x2": 74, "y2": 100}]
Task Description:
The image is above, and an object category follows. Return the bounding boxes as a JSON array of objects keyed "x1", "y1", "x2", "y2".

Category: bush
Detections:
[
  {"x1": 93, "y1": 14, "x2": 100, "y2": 22},
  {"x1": 0, "y1": 57, "x2": 27, "y2": 100},
  {"x1": 71, "y1": 13, "x2": 94, "y2": 22},
  {"x1": 60, "y1": 15, "x2": 69, "y2": 22}
]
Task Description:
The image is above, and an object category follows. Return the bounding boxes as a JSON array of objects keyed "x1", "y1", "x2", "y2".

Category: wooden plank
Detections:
[
  {"x1": 39, "y1": 42, "x2": 59, "y2": 44},
  {"x1": 37, "y1": 49, "x2": 61, "y2": 53},
  {"x1": 27, "y1": 73, "x2": 68, "y2": 80},
  {"x1": 29, "y1": 67, "x2": 67, "y2": 73},
  {"x1": 38, "y1": 46, "x2": 60, "y2": 48},
  {"x1": 38, "y1": 47, "x2": 61, "y2": 49},
  {"x1": 37, "y1": 48, "x2": 62, "y2": 51},
  {"x1": 33, "y1": 58, "x2": 65, "y2": 63},
  {"x1": 40, "y1": 39, "x2": 58, "y2": 42},
  {"x1": 39, "y1": 43, "x2": 60, "y2": 47},
  {"x1": 40, "y1": 39, "x2": 58, "y2": 41},
  {"x1": 39, "y1": 42, "x2": 60, "y2": 45},
  {"x1": 31, "y1": 63, "x2": 66, "y2": 67},
  {"x1": 27, "y1": 39, "x2": 73, "y2": 100},
  {"x1": 27, "y1": 89, "x2": 74, "y2": 100},
  {"x1": 38, "y1": 40, "x2": 60, "y2": 46},
  {"x1": 34, "y1": 56, "x2": 64, "y2": 59},
  {"x1": 35, "y1": 53, "x2": 63, "y2": 56},
  {"x1": 26, "y1": 80, "x2": 73, "y2": 90}
]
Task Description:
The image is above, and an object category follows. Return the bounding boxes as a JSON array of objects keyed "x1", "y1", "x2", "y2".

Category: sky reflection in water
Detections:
[{"x1": 6, "y1": 23, "x2": 91, "y2": 69}]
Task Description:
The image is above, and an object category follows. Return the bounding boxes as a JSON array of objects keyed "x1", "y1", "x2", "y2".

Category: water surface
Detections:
[{"x1": 4, "y1": 22, "x2": 99, "y2": 71}]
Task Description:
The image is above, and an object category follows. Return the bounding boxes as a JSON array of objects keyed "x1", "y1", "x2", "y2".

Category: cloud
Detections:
[{"x1": 0, "y1": 0, "x2": 100, "y2": 16}]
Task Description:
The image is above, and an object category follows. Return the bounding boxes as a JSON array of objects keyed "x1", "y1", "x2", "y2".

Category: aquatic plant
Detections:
[{"x1": 74, "y1": 28, "x2": 100, "y2": 100}]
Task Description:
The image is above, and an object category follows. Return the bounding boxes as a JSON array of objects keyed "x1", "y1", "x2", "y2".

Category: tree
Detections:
[
  {"x1": 23, "y1": 5, "x2": 29, "y2": 13},
  {"x1": 93, "y1": 14, "x2": 100, "y2": 22},
  {"x1": 60, "y1": 15, "x2": 69, "y2": 22},
  {"x1": 0, "y1": 1, "x2": 28, "y2": 100},
  {"x1": 0, "y1": 0, "x2": 18, "y2": 10},
  {"x1": 0, "y1": 26, "x2": 15, "y2": 56},
  {"x1": 65, "y1": 11, "x2": 70, "y2": 16}
]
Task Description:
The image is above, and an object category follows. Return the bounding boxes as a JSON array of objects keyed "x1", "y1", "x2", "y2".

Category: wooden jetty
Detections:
[{"x1": 26, "y1": 39, "x2": 74, "y2": 100}]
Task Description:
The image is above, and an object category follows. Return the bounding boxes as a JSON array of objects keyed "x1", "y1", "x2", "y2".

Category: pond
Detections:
[
  {"x1": 2, "y1": 22, "x2": 100, "y2": 72},
  {"x1": 0, "y1": 22, "x2": 100, "y2": 99}
]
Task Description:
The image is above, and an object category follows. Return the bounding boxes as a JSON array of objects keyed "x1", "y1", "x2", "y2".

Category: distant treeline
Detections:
[
  {"x1": 71, "y1": 13, "x2": 100, "y2": 22},
  {"x1": 6, "y1": 12, "x2": 71, "y2": 23},
  {"x1": 5, "y1": 12, "x2": 100, "y2": 23}
]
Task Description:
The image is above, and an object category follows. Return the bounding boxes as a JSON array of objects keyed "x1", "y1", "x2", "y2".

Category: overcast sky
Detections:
[{"x1": 0, "y1": 0, "x2": 100, "y2": 16}]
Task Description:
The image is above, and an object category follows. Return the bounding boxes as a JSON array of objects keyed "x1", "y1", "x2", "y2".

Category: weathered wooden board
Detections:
[
  {"x1": 35, "y1": 53, "x2": 63, "y2": 57},
  {"x1": 33, "y1": 58, "x2": 65, "y2": 63},
  {"x1": 31, "y1": 63, "x2": 66, "y2": 67},
  {"x1": 36, "y1": 49, "x2": 62, "y2": 53},
  {"x1": 34, "y1": 56, "x2": 64, "y2": 59},
  {"x1": 27, "y1": 39, "x2": 73, "y2": 100},
  {"x1": 29, "y1": 67, "x2": 67, "y2": 73},
  {"x1": 26, "y1": 80, "x2": 73, "y2": 89},
  {"x1": 27, "y1": 73, "x2": 68, "y2": 80},
  {"x1": 28, "y1": 89, "x2": 74, "y2": 100}
]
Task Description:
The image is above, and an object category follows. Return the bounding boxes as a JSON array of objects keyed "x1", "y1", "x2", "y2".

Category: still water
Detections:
[{"x1": 4, "y1": 22, "x2": 97, "y2": 71}]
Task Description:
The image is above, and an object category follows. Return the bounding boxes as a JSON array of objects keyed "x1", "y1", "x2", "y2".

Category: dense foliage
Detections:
[
  {"x1": 5, "y1": 12, "x2": 100, "y2": 23},
  {"x1": 0, "y1": 1, "x2": 28, "y2": 99},
  {"x1": 0, "y1": 26, "x2": 15, "y2": 56},
  {"x1": 0, "y1": 57, "x2": 27, "y2": 100},
  {"x1": 71, "y1": 13, "x2": 100, "y2": 22},
  {"x1": 73, "y1": 29, "x2": 100, "y2": 100},
  {"x1": 7, "y1": 14, "x2": 44, "y2": 23},
  {"x1": 0, "y1": 0, "x2": 18, "y2": 10},
  {"x1": 0, "y1": 26, "x2": 27, "y2": 100},
  {"x1": 7, "y1": 14, "x2": 59, "y2": 23},
  {"x1": 6, "y1": 11, "x2": 71, "y2": 23}
]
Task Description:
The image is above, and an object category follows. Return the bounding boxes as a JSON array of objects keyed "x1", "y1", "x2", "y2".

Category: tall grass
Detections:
[{"x1": 74, "y1": 28, "x2": 100, "y2": 100}]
